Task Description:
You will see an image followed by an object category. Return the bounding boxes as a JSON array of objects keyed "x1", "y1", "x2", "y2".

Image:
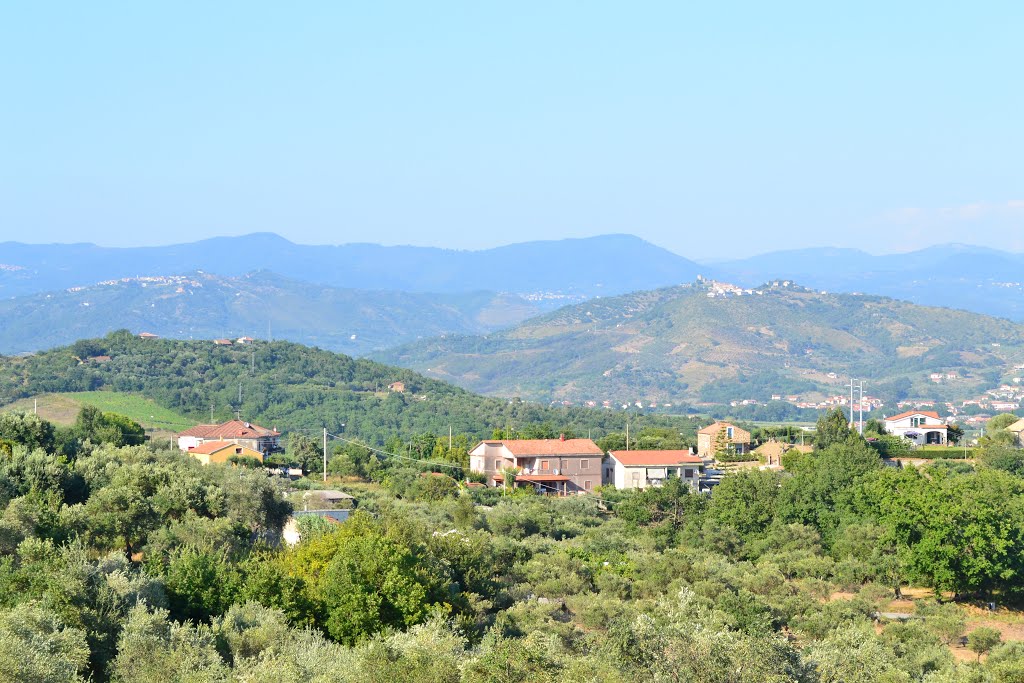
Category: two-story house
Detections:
[
  {"x1": 883, "y1": 410, "x2": 948, "y2": 445},
  {"x1": 605, "y1": 450, "x2": 704, "y2": 490},
  {"x1": 177, "y1": 419, "x2": 282, "y2": 457},
  {"x1": 696, "y1": 421, "x2": 751, "y2": 459},
  {"x1": 468, "y1": 437, "x2": 604, "y2": 494}
]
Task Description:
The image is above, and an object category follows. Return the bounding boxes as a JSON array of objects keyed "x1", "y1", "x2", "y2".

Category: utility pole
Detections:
[
  {"x1": 323, "y1": 427, "x2": 328, "y2": 482},
  {"x1": 858, "y1": 381, "x2": 866, "y2": 435},
  {"x1": 449, "y1": 425, "x2": 452, "y2": 452},
  {"x1": 626, "y1": 419, "x2": 630, "y2": 451},
  {"x1": 848, "y1": 379, "x2": 856, "y2": 427},
  {"x1": 33, "y1": 398, "x2": 37, "y2": 415}
]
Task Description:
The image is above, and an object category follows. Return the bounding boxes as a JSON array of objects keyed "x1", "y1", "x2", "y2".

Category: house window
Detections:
[
  {"x1": 541, "y1": 460, "x2": 549, "y2": 471},
  {"x1": 726, "y1": 427, "x2": 734, "y2": 439},
  {"x1": 235, "y1": 448, "x2": 242, "y2": 454},
  {"x1": 581, "y1": 459, "x2": 589, "y2": 470},
  {"x1": 684, "y1": 468, "x2": 694, "y2": 478},
  {"x1": 911, "y1": 417, "x2": 923, "y2": 428},
  {"x1": 584, "y1": 480, "x2": 592, "y2": 490}
]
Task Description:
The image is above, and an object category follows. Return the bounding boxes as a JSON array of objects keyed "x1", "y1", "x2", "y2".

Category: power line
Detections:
[{"x1": 325, "y1": 431, "x2": 465, "y2": 471}]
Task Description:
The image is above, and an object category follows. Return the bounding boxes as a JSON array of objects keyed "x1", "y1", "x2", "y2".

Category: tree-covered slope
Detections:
[
  {"x1": 0, "y1": 271, "x2": 543, "y2": 355},
  {"x1": 0, "y1": 331, "x2": 701, "y2": 445},
  {"x1": 375, "y1": 281, "x2": 1024, "y2": 405}
]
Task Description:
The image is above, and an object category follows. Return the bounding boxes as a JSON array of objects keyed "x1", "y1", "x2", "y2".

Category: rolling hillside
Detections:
[
  {"x1": 0, "y1": 271, "x2": 543, "y2": 355},
  {"x1": 375, "y1": 281, "x2": 1024, "y2": 406},
  {"x1": 0, "y1": 332, "x2": 704, "y2": 445}
]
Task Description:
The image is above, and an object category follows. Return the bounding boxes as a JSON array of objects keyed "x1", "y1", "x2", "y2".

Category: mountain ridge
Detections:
[
  {"x1": 0, "y1": 233, "x2": 707, "y2": 299},
  {"x1": 0, "y1": 271, "x2": 545, "y2": 356},
  {"x1": 374, "y1": 280, "x2": 1024, "y2": 408}
]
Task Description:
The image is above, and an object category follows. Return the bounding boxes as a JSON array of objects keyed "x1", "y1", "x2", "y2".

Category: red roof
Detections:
[
  {"x1": 886, "y1": 410, "x2": 941, "y2": 422},
  {"x1": 178, "y1": 420, "x2": 280, "y2": 439},
  {"x1": 188, "y1": 440, "x2": 252, "y2": 455},
  {"x1": 609, "y1": 450, "x2": 703, "y2": 466},
  {"x1": 482, "y1": 438, "x2": 603, "y2": 456}
]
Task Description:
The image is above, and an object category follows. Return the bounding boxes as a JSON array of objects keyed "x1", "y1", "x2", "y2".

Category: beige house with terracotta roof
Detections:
[
  {"x1": 469, "y1": 437, "x2": 604, "y2": 494},
  {"x1": 187, "y1": 440, "x2": 265, "y2": 466},
  {"x1": 697, "y1": 422, "x2": 751, "y2": 458},
  {"x1": 606, "y1": 450, "x2": 704, "y2": 490},
  {"x1": 177, "y1": 419, "x2": 281, "y2": 456}
]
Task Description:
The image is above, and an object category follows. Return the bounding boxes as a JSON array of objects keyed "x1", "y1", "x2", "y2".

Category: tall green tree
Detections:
[
  {"x1": 705, "y1": 470, "x2": 780, "y2": 536},
  {"x1": 776, "y1": 437, "x2": 881, "y2": 542},
  {"x1": 856, "y1": 467, "x2": 1024, "y2": 598},
  {"x1": 0, "y1": 412, "x2": 56, "y2": 453},
  {"x1": 813, "y1": 408, "x2": 855, "y2": 451}
]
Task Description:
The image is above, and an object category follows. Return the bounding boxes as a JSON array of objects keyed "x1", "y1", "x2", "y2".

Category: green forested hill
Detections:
[
  {"x1": 0, "y1": 331, "x2": 702, "y2": 444},
  {"x1": 375, "y1": 281, "x2": 1024, "y2": 405}
]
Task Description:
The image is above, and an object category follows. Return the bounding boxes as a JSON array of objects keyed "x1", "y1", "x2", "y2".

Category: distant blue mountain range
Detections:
[
  {"x1": 0, "y1": 233, "x2": 706, "y2": 299},
  {"x1": 0, "y1": 234, "x2": 1022, "y2": 359},
  {"x1": 715, "y1": 243, "x2": 1024, "y2": 320}
]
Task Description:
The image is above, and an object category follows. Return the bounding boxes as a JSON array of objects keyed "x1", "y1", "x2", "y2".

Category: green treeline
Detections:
[{"x1": 0, "y1": 331, "x2": 707, "y2": 446}]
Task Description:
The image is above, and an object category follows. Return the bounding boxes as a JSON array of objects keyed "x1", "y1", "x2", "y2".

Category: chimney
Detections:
[{"x1": 559, "y1": 433, "x2": 565, "y2": 441}]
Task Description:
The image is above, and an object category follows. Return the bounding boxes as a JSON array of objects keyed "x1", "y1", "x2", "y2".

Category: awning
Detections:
[{"x1": 515, "y1": 474, "x2": 570, "y2": 482}]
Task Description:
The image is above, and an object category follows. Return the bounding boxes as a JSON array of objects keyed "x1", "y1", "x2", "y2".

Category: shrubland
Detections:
[{"x1": 0, "y1": 402, "x2": 1023, "y2": 681}]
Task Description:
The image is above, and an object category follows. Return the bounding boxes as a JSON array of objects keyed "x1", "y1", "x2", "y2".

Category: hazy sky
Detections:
[{"x1": 1, "y1": 2, "x2": 1022, "y2": 259}]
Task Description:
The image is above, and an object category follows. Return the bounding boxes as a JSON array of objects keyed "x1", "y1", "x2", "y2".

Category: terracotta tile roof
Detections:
[
  {"x1": 178, "y1": 424, "x2": 220, "y2": 438},
  {"x1": 885, "y1": 410, "x2": 941, "y2": 422},
  {"x1": 609, "y1": 450, "x2": 703, "y2": 466},
  {"x1": 484, "y1": 438, "x2": 603, "y2": 456},
  {"x1": 189, "y1": 440, "x2": 247, "y2": 455},
  {"x1": 697, "y1": 422, "x2": 751, "y2": 440},
  {"x1": 178, "y1": 420, "x2": 280, "y2": 439}
]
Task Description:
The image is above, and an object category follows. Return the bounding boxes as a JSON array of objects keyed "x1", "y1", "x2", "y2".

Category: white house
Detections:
[
  {"x1": 605, "y1": 450, "x2": 704, "y2": 490},
  {"x1": 883, "y1": 410, "x2": 948, "y2": 446}
]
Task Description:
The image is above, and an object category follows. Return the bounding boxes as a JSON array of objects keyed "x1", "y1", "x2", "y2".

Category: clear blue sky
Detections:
[{"x1": 1, "y1": 2, "x2": 1022, "y2": 258}]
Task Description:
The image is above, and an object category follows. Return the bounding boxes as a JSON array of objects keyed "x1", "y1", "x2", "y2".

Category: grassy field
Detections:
[{"x1": 1, "y1": 391, "x2": 194, "y2": 434}]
